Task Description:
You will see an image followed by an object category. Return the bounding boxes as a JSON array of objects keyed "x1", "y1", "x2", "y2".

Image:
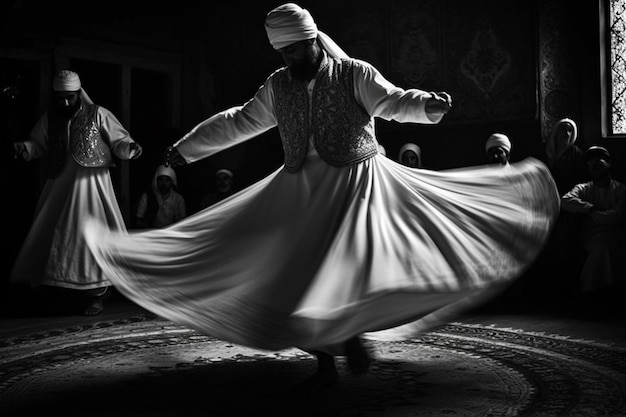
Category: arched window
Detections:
[{"x1": 602, "y1": 0, "x2": 626, "y2": 137}]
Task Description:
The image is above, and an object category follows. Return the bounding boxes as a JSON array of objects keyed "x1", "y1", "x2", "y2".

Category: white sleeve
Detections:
[
  {"x1": 352, "y1": 59, "x2": 437, "y2": 124},
  {"x1": 174, "y1": 78, "x2": 278, "y2": 164},
  {"x1": 98, "y1": 107, "x2": 137, "y2": 160}
]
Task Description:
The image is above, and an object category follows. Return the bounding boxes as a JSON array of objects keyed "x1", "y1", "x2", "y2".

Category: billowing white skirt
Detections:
[
  {"x1": 12, "y1": 158, "x2": 126, "y2": 290},
  {"x1": 84, "y1": 154, "x2": 559, "y2": 352}
]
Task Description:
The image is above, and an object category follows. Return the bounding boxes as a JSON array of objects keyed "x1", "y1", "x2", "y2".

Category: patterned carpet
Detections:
[{"x1": 1, "y1": 313, "x2": 625, "y2": 417}]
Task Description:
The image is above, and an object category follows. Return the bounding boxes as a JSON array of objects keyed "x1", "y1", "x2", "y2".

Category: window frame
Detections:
[{"x1": 600, "y1": 0, "x2": 626, "y2": 139}]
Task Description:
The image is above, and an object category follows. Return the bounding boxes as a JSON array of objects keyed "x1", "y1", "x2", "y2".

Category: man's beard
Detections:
[
  {"x1": 56, "y1": 100, "x2": 81, "y2": 119},
  {"x1": 289, "y1": 50, "x2": 320, "y2": 81}
]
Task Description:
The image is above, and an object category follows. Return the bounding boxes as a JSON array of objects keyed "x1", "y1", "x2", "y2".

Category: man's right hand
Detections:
[
  {"x1": 12, "y1": 142, "x2": 26, "y2": 160},
  {"x1": 164, "y1": 146, "x2": 186, "y2": 168}
]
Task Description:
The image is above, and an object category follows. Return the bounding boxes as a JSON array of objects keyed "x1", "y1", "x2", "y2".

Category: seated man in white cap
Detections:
[
  {"x1": 135, "y1": 164, "x2": 187, "y2": 228},
  {"x1": 200, "y1": 168, "x2": 236, "y2": 209},
  {"x1": 11, "y1": 69, "x2": 143, "y2": 316},
  {"x1": 485, "y1": 133, "x2": 512, "y2": 166}
]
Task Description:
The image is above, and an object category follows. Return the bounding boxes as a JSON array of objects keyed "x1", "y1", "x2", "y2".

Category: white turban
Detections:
[
  {"x1": 53, "y1": 70, "x2": 81, "y2": 91},
  {"x1": 52, "y1": 69, "x2": 94, "y2": 104},
  {"x1": 155, "y1": 164, "x2": 177, "y2": 186},
  {"x1": 265, "y1": 3, "x2": 349, "y2": 58},
  {"x1": 485, "y1": 133, "x2": 511, "y2": 153},
  {"x1": 265, "y1": 3, "x2": 318, "y2": 50}
]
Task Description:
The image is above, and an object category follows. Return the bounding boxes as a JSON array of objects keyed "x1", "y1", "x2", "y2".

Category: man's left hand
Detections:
[
  {"x1": 129, "y1": 142, "x2": 143, "y2": 159},
  {"x1": 425, "y1": 91, "x2": 452, "y2": 116}
]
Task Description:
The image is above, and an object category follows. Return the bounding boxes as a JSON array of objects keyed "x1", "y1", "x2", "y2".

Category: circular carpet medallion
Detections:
[{"x1": 0, "y1": 314, "x2": 625, "y2": 416}]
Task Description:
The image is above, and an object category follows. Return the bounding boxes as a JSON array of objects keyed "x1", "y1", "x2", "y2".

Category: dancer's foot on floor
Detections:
[{"x1": 346, "y1": 336, "x2": 371, "y2": 375}]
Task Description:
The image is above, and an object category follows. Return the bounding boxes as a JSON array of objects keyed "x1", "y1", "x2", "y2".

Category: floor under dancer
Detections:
[{"x1": 84, "y1": 3, "x2": 560, "y2": 392}]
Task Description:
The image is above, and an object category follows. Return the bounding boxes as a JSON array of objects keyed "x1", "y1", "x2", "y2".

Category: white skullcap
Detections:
[
  {"x1": 398, "y1": 143, "x2": 422, "y2": 160},
  {"x1": 155, "y1": 164, "x2": 177, "y2": 186},
  {"x1": 485, "y1": 133, "x2": 511, "y2": 153},
  {"x1": 53, "y1": 70, "x2": 81, "y2": 92},
  {"x1": 265, "y1": 3, "x2": 318, "y2": 50},
  {"x1": 216, "y1": 168, "x2": 233, "y2": 178}
]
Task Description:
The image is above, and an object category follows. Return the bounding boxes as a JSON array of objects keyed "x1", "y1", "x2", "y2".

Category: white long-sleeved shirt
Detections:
[{"x1": 175, "y1": 54, "x2": 441, "y2": 164}]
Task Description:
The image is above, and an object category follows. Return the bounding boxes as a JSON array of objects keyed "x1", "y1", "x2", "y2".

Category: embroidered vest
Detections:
[
  {"x1": 46, "y1": 104, "x2": 114, "y2": 178},
  {"x1": 273, "y1": 57, "x2": 378, "y2": 173},
  {"x1": 70, "y1": 104, "x2": 113, "y2": 168}
]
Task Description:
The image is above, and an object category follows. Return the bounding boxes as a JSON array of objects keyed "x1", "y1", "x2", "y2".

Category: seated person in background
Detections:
[
  {"x1": 398, "y1": 142, "x2": 422, "y2": 168},
  {"x1": 560, "y1": 146, "x2": 626, "y2": 308},
  {"x1": 200, "y1": 168, "x2": 236, "y2": 209},
  {"x1": 135, "y1": 164, "x2": 187, "y2": 228},
  {"x1": 545, "y1": 117, "x2": 586, "y2": 195},
  {"x1": 485, "y1": 133, "x2": 511, "y2": 166}
]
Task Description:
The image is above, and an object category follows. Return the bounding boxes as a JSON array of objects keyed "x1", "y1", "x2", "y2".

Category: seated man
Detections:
[
  {"x1": 560, "y1": 146, "x2": 626, "y2": 308},
  {"x1": 200, "y1": 168, "x2": 236, "y2": 209},
  {"x1": 398, "y1": 142, "x2": 423, "y2": 168},
  {"x1": 485, "y1": 133, "x2": 511, "y2": 166},
  {"x1": 135, "y1": 164, "x2": 187, "y2": 228}
]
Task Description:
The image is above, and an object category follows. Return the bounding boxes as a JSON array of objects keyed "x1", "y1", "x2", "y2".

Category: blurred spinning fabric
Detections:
[{"x1": 84, "y1": 155, "x2": 559, "y2": 352}]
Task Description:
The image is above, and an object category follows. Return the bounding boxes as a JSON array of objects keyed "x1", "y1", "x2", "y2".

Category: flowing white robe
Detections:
[
  {"x1": 11, "y1": 107, "x2": 138, "y2": 290},
  {"x1": 84, "y1": 59, "x2": 560, "y2": 352}
]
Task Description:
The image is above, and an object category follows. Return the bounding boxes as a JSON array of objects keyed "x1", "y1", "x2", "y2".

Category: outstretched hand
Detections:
[
  {"x1": 425, "y1": 91, "x2": 452, "y2": 116},
  {"x1": 12, "y1": 142, "x2": 26, "y2": 160},
  {"x1": 164, "y1": 146, "x2": 186, "y2": 168},
  {"x1": 129, "y1": 142, "x2": 143, "y2": 159}
]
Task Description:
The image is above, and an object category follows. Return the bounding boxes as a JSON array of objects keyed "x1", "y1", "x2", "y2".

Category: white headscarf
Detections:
[
  {"x1": 485, "y1": 133, "x2": 511, "y2": 153},
  {"x1": 52, "y1": 69, "x2": 94, "y2": 104},
  {"x1": 398, "y1": 143, "x2": 422, "y2": 161},
  {"x1": 265, "y1": 3, "x2": 348, "y2": 59},
  {"x1": 154, "y1": 164, "x2": 177, "y2": 187},
  {"x1": 216, "y1": 168, "x2": 233, "y2": 178},
  {"x1": 398, "y1": 143, "x2": 422, "y2": 167},
  {"x1": 546, "y1": 118, "x2": 578, "y2": 160}
]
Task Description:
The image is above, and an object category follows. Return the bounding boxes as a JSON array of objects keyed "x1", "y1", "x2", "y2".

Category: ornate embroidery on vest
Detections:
[
  {"x1": 313, "y1": 59, "x2": 377, "y2": 167},
  {"x1": 273, "y1": 58, "x2": 377, "y2": 173},
  {"x1": 273, "y1": 69, "x2": 309, "y2": 173},
  {"x1": 70, "y1": 104, "x2": 113, "y2": 168}
]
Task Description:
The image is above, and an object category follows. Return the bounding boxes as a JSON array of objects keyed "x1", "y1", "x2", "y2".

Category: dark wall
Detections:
[
  {"x1": 2, "y1": 0, "x2": 625, "y2": 208},
  {"x1": 179, "y1": 0, "x2": 624, "y2": 177},
  {"x1": 2, "y1": 0, "x2": 623, "y2": 183}
]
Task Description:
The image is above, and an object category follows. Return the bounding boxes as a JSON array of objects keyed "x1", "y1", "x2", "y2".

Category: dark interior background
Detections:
[{"x1": 1, "y1": 0, "x2": 625, "y2": 296}]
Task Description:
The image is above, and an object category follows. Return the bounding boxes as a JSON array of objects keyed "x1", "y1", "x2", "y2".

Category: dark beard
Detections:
[
  {"x1": 289, "y1": 49, "x2": 321, "y2": 81},
  {"x1": 52, "y1": 99, "x2": 81, "y2": 120}
]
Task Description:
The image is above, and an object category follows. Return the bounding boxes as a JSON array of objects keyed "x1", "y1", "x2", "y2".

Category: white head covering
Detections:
[
  {"x1": 216, "y1": 168, "x2": 233, "y2": 178},
  {"x1": 398, "y1": 143, "x2": 422, "y2": 166},
  {"x1": 265, "y1": 3, "x2": 349, "y2": 58},
  {"x1": 52, "y1": 69, "x2": 94, "y2": 104},
  {"x1": 154, "y1": 164, "x2": 177, "y2": 187},
  {"x1": 485, "y1": 133, "x2": 511, "y2": 153},
  {"x1": 53, "y1": 70, "x2": 81, "y2": 91},
  {"x1": 546, "y1": 117, "x2": 578, "y2": 160}
]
